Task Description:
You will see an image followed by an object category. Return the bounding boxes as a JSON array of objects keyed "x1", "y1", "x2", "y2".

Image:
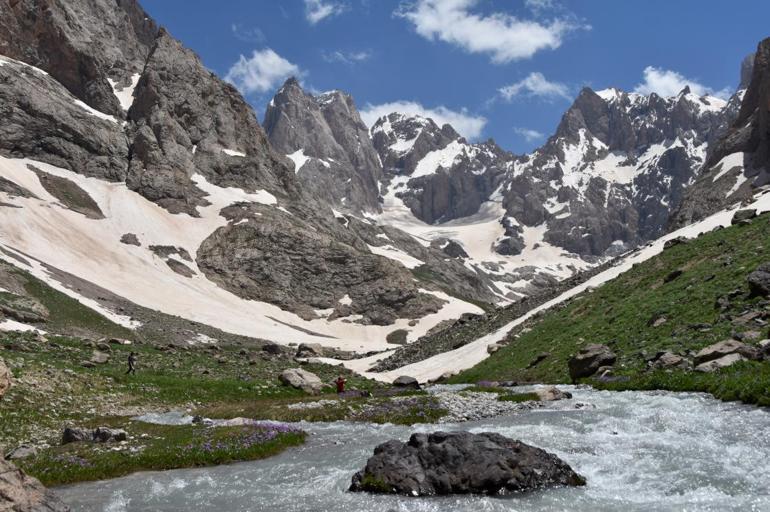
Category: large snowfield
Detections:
[{"x1": 0, "y1": 156, "x2": 482, "y2": 351}]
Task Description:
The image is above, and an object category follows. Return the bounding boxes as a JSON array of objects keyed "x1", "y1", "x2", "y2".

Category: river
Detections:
[{"x1": 57, "y1": 386, "x2": 770, "y2": 511}]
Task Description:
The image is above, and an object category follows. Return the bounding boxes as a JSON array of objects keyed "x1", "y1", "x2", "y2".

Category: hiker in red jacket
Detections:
[{"x1": 335, "y1": 375, "x2": 347, "y2": 394}]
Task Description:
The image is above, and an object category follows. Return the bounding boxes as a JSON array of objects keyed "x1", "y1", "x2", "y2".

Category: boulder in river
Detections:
[
  {"x1": 0, "y1": 458, "x2": 70, "y2": 511},
  {"x1": 535, "y1": 386, "x2": 572, "y2": 401},
  {"x1": 279, "y1": 368, "x2": 323, "y2": 394},
  {"x1": 568, "y1": 344, "x2": 616, "y2": 381},
  {"x1": 349, "y1": 431, "x2": 585, "y2": 496}
]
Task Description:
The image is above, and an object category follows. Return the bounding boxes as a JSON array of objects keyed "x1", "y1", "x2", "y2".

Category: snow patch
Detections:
[
  {"x1": 287, "y1": 149, "x2": 310, "y2": 173},
  {"x1": 108, "y1": 73, "x2": 141, "y2": 112}
]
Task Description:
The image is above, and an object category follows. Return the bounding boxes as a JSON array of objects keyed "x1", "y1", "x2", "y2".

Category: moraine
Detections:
[{"x1": 57, "y1": 386, "x2": 770, "y2": 511}]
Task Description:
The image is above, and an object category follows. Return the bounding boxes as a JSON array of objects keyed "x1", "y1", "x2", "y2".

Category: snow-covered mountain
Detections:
[
  {"x1": 263, "y1": 68, "x2": 744, "y2": 302},
  {"x1": 673, "y1": 41, "x2": 770, "y2": 226}
]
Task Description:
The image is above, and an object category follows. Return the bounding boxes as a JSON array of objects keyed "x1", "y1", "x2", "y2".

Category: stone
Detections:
[
  {"x1": 295, "y1": 343, "x2": 324, "y2": 359},
  {"x1": 0, "y1": 358, "x2": 12, "y2": 400},
  {"x1": 732, "y1": 209, "x2": 757, "y2": 224},
  {"x1": 526, "y1": 352, "x2": 550, "y2": 369},
  {"x1": 693, "y1": 339, "x2": 760, "y2": 366},
  {"x1": 262, "y1": 343, "x2": 285, "y2": 355},
  {"x1": 535, "y1": 386, "x2": 572, "y2": 401},
  {"x1": 663, "y1": 237, "x2": 689, "y2": 250},
  {"x1": 279, "y1": 368, "x2": 324, "y2": 394},
  {"x1": 567, "y1": 344, "x2": 617, "y2": 381},
  {"x1": 349, "y1": 431, "x2": 586, "y2": 496},
  {"x1": 650, "y1": 352, "x2": 690, "y2": 370},
  {"x1": 90, "y1": 351, "x2": 110, "y2": 364},
  {"x1": 5, "y1": 444, "x2": 37, "y2": 460},
  {"x1": 695, "y1": 353, "x2": 746, "y2": 372},
  {"x1": 120, "y1": 233, "x2": 141, "y2": 246},
  {"x1": 748, "y1": 263, "x2": 770, "y2": 297},
  {"x1": 486, "y1": 343, "x2": 503, "y2": 354},
  {"x1": 392, "y1": 376, "x2": 420, "y2": 390},
  {"x1": 0, "y1": 459, "x2": 70, "y2": 511},
  {"x1": 664, "y1": 269, "x2": 683, "y2": 283},
  {"x1": 62, "y1": 427, "x2": 91, "y2": 445},
  {"x1": 92, "y1": 427, "x2": 127, "y2": 443}
]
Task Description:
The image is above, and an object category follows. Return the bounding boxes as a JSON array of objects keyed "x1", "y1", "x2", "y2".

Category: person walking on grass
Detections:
[{"x1": 126, "y1": 352, "x2": 137, "y2": 375}]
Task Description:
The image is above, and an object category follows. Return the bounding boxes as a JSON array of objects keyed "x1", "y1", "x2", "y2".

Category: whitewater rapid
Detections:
[{"x1": 58, "y1": 386, "x2": 770, "y2": 511}]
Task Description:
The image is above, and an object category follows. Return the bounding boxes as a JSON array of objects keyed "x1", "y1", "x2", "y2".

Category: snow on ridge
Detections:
[
  {"x1": 73, "y1": 99, "x2": 119, "y2": 124},
  {"x1": 287, "y1": 149, "x2": 310, "y2": 173},
  {"x1": 412, "y1": 140, "x2": 466, "y2": 178},
  {"x1": 108, "y1": 73, "x2": 141, "y2": 112},
  {"x1": 367, "y1": 243, "x2": 424, "y2": 269},
  {"x1": 712, "y1": 152, "x2": 745, "y2": 183},
  {"x1": 221, "y1": 148, "x2": 246, "y2": 158},
  {"x1": 190, "y1": 173, "x2": 276, "y2": 206}
]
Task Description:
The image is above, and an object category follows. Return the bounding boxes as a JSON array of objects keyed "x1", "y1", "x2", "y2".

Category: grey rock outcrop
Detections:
[
  {"x1": 568, "y1": 343, "x2": 617, "y2": 381},
  {"x1": 349, "y1": 431, "x2": 585, "y2": 495},
  {"x1": 0, "y1": 0, "x2": 157, "y2": 117},
  {"x1": 392, "y1": 376, "x2": 420, "y2": 389},
  {"x1": 279, "y1": 368, "x2": 323, "y2": 394},
  {"x1": 264, "y1": 78, "x2": 382, "y2": 212},
  {"x1": 0, "y1": 56, "x2": 128, "y2": 180},
  {"x1": 0, "y1": 458, "x2": 70, "y2": 511},
  {"x1": 127, "y1": 29, "x2": 296, "y2": 215},
  {"x1": 693, "y1": 339, "x2": 759, "y2": 366}
]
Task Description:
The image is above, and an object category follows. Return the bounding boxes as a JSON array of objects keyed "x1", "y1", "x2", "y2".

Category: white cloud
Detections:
[
  {"x1": 230, "y1": 23, "x2": 265, "y2": 43},
  {"x1": 498, "y1": 72, "x2": 571, "y2": 101},
  {"x1": 633, "y1": 66, "x2": 731, "y2": 99},
  {"x1": 396, "y1": 0, "x2": 587, "y2": 64},
  {"x1": 524, "y1": 0, "x2": 557, "y2": 14},
  {"x1": 322, "y1": 50, "x2": 372, "y2": 64},
  {"x1": 225, "y1": 49, "x2": 302, "y2": 95},
  {"x1": 305, "y1": 0, "x2": 347, "y2": 24},
  {"x1": 360, "y1": 100, "x2": 487, "y2": 140},
  {"x1": 514, "y1": 127, "x2": 545, "y2": 142}
]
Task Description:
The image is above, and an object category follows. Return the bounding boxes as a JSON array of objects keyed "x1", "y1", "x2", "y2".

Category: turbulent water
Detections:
[{"x1": 58, "y1": 387, "x2": 770, "y2": 511}]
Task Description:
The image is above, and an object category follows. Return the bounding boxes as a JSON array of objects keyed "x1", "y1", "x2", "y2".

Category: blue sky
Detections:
[{"x1": 141, "y1": 0, "x2": 768, "y2": 154}]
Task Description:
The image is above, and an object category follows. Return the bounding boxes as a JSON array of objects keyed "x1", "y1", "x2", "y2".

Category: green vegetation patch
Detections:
[
  {"x1": 19, "y1": 421, "x2": 306, "y2": 486},
  {"x1": 452, "y1": 213, "x2": 770, "y2": 405}
]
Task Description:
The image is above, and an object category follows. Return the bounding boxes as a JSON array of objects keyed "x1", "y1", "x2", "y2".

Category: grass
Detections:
[
  {"x1": 18, "y1": 269, "x2": 134, "y2": 339},
  {"x1": 452, "y1": 213, "x2": 770, "y2": 405},
  {"x1": 18, "y1": 421, "x2": 306, "y2": 486}
]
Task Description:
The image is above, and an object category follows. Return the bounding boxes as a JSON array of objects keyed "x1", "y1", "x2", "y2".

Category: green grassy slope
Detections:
[{"x1": 452, "y1": 212, "x2": 770, "y2": 404}]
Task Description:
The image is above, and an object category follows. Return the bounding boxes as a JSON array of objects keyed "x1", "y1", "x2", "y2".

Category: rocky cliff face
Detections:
[
  {"x1": 0, "y1": 0, "x2": 490, "y2": 339},
  {"x1": 672, "y1": 40, "x2": 770, "y2": 227},
  {"x1": 0, "y1": 0, "x2": 157, "y2": 117},
  {"x1": 264, "y1": 78, "x2": 382, "y2": 212}
]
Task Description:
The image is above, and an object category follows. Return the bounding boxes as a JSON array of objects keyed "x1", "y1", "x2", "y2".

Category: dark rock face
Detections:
[
  {"x1": 568, "y1": 343, "x2": 617, "y2": 381},
  {"x1": 196, "y1": 208, "x2": 444, "y2": 324},
  {"x1": 0, "y1": 56, "x2": 128, "y2": 180},
  {"x1": 264, "y1": 78, "x2": 382, "y2": 212},
  {"x1": 371, "y1": 113, "x2": 509, "y2": 224},
  {"x1": 0, "y1": 0, "x2": 157, "y2": 117},
  {"x1": 349, "y1": 431, "x2": 586, "y2": 496},
  {"x1": 672, "y1": 39, "x2": 770, "y2": 228},
  {"x1": 0, "y1": 458, "x2": 70, "y2": 511},
  {"x1": 127, "y1": 30, "x2": 296, "y2": 215}
]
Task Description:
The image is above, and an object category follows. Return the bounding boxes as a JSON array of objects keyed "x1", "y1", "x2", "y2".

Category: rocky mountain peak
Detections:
[{"x1": 264, "y1": 78, "x2": 383, "y2": 212}]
